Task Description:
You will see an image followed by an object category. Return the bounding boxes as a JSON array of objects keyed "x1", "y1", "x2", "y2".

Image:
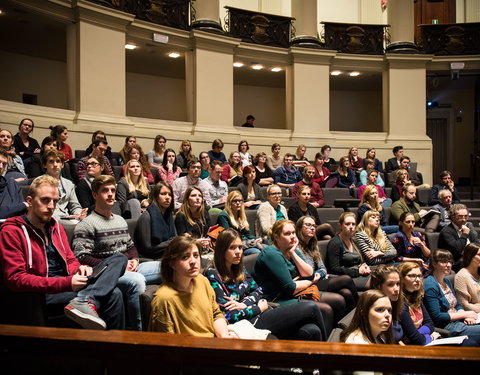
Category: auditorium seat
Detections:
[
  {"x1": 323, "y1": 188, "x2": 350, "y2": 207},
  {"x1": 318, "y1": 240, "x2": 329, "y2": 261},
  {"x1": 425, "y1": 232, "x2": 440, "y2": 252},
  {"x1": 316, "y1": 207, "x2": 343, "y2": 228},
  {"x1": 416, "y1": 188, "x2": 431, "y2": 206}
]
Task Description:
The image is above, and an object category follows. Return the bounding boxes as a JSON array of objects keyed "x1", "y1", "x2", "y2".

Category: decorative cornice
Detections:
[
  {"x1": 386, "y1": 54, "x2": 433, "y2": 69},
  {"x1": 191, "y1": 30, "x2": 240, "y2": 53},
  {"x1": 73, "y1": 0, "x2": 134, "y2": 31},
  {"x1": 290, "y1": 47, "x2": 336, "y2": 65}
]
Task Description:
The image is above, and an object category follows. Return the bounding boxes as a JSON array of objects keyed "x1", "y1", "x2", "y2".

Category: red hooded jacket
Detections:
[{"x1": 0, "y1": 216, "x2": 80, "y2": 293}]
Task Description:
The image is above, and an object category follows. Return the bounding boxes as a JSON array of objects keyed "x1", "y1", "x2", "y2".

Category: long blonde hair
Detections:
[
  {"x1": 356, "y1": 210, "x2": 389, "y2": 251},
  {"x1": 359, "y1": 185, "x2": 383, "y2": 212},
  {"x1": 224, "y1": 190, "x2": 249, "y2": 231},
  {"x1": 124, "y1": 160, "x2": 149, "y2": 196},
  {"x1": 178, "y1": 186, "x2": 206, "y2": 226}
]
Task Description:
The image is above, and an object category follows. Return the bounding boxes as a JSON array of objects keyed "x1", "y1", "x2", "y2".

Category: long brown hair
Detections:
[
  {"x1": 295, "y1": 216, "x2": 320, "y2": 263},
  {"x1": 161, "y1": 235, "x2": 202, "y2": 283},
  {"x1": 356, "y1": 210, "x2": 389, "y2": 250},
  {"x1": 224, "y1": 190, "x2": 249, "y2": 231},
  {"x1": 178, "y1": 186, "x2": 206, "y2": 227},
  {"x1": 126, "y1": 143, "x2": 150, "y2": 174},
  {"x1": 371, "y1": 265, "x2": 403, "y2": 321},
  {"x1": 214, "y1": 228, "x2": 245, "y2": 284},
  {"x1": 398, "y1": 262, "x2": 424, "y2": 308}
]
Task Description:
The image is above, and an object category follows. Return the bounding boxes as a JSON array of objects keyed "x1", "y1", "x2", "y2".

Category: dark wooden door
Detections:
[{"x1": 414, "y1": 0, "x2": 456, "y2": 44}]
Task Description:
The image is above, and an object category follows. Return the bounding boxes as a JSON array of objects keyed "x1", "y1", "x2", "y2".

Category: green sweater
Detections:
[{"x1": 216, "y1": 210, "x2": 255, "y2": 241}]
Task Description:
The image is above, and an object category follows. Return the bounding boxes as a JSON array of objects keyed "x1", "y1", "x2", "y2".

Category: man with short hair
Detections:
[
  {"x1": 385, "y1": 145, "x2": 404, "y2": 173},
  {"x1": 292, "y1": 165, "x2": 325, "y2": 208},
  {"x1": 72, "y1": 175, "x2": 161, "y2": 331},
  {"x1": 205, "y1": 160, "x2": 228, "y2": 209},
  {"x1": 172, "y1": 159, "x2": 212, "y2": 209},
  {"x1": 42, "y1": 149, "x2": 87, "y2": 221},
  {"x1": 390, "y1": 183, "x2": 428, "y2": 226},
  {"x1": 76, "y1": 139, "x2": 114, "y2": 181},
  {"x1": 428, "y1": 170, "x2": 461, "y2": 206},
  {"x1": 0, "y1": 147, "x2": 28, "y2": 219},
  {"x1": 274, "y1": 153, "x2": 302, "y2": 190},
  {"x1": 431, "y1": 189, "x2": 453, "y2": 230},
  {"x1": 0, "y1": 175, "x2": 126, "y2": 329},
  {"x1": 388, "y1": 156, "x2": 428, "y2": 189},
  {"x1": 241, "y1": 114, "x2": 255, "y2": 128},
  {"x1": 438, "y1": 204, "x2": 480, "y2": 270}
]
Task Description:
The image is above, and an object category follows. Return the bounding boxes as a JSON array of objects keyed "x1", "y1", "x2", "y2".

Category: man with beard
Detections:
[{"x1": 390, "y1": 183, "x2": 428, "y2": 226}]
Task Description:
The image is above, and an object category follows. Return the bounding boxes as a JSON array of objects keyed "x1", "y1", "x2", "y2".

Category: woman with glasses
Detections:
[
  {"x1": 13, "y1": 118, "x2": 40, "y2": 162},
  {"x1": 256, "y1": 184, "x2": 287, "y2": 241},
  {"x1": 217, "y1": 191, "x2": 262, "y2": 255},
  {"x1": 199, "y1": 152, "x2": 211, "y2": 179},
  {"x1": 75, "y1": 156, "x2": 104, "y2": 212}
]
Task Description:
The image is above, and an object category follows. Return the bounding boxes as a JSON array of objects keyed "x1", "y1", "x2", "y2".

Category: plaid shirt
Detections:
[{"x1": 172, "y1": 175, "x2": 212, "y2": 209}]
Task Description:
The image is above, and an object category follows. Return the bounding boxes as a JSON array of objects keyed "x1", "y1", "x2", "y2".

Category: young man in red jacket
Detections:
[{"x1": 0, "y1": 175, "x2": 126, "y2": 329}]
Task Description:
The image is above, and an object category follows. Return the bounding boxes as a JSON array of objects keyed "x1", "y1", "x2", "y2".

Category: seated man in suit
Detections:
[
  {"x1": 428, "y1": 170, "x2": 461, "y2": 206},
  {"x1": 385, "y1": 145, "x2": 403, "y2": 173},
  {"x1": 438, "y1": 204, "x2": 480, "y2": 271}
]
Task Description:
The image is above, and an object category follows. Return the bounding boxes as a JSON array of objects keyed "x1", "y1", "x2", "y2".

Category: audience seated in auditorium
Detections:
[
  {"x1": 321, "y1": 145, "x2": 336, "y2": 170},
  {"x1": 116, "y1": 159, "x2": 150, "y2": 219},
  {"x1": 438, "y1": 204, "x2": 480, "y2": 271},
  {"x1": 149, "y1": 235, "x2": 233, "y2": 337},
  {"x1": 266, "y1": 143, "x2": 282, "y2": 171},
  {"x1": 326, "y1": 213, "x2": 371, "y2": 290},
  {"x1": 358, "y1": 168, "x2": 390, "y2": 206},
  {"x1": 72, "y1": 175, "x2": 160, "y2": 331},
  {"x1": 121, "y1": 143, "x2": 154, "y2": 184},
  {"x1": 174, "y1": 186, "x2": 212, "y2": 248},
  {"x1": 0, "y1": 175, "x2": 126, "y2": 330},
  {"x1": 389, "y1": 156, "x2": 429, "y2": 190},
  {"x1": 84, "y1": 131, "x2": 113, "y2": 164},
  {"x1": 208, "y1": 138, "x2": 226, "y2": 164},
  {"x1": 274, "y1": 153, "x2": 302, "y2": 191},
  {"x1": 222, "y1": 151, "x2": 243, "y2": 187},
  {"x1": 424, "y1": 249, "x2": 480, "y2": 345},
  {"x1": 363, "y1": 148, "x2": 383, "y2": 173},
  {"x1": 359, "y1": 160, "x2": 385, "y2": 189},
  {"x1": 390, "y1": 184, "x2": 428, "y2": 227},
  {"x1": 75, "y1": 156, "x2": 103, "y2": 213},
  {"x1": 252, "y1": 219, "x2": 334, "y2": 335},
  {"x1": 390, "y1": 168, "x2": 410, "y2": 203},
  {"x1": 430, "y1": 189, "x2": 453, "y2": 231},
  {"x1": 42, "y1": 149, "x2": 86, "y2": 223},
  {"x1": 157, "y1": 148, "x2": 182, "y2": 185},
  {"x1": 293, "y1": 144, "x2": 310, "y2": 168},
  {"x1": 253, "y1": 152, "x2": 274, "y2": 186},
  {"x1": 117, "y1": 136, "x2": 136, "y2": 166},
  {"x1": 217, "y1": 191, "x2": 262, "y2": 255},
  {"x1": 206, "y1": 228, "x2": 326, "y2": 341},
  {"x1": 0, "y1": 128, "x2": 28, "y2": 184},
  {"x1": 335, "y1": 156, "x2": 357, "y2": 192},
  {"x1": 13, "y1": 118, "x2": 40, "y2": 162},
  {"x1": 385, "y1": 145, "x2": 404, "y2": 174},
  {"x1": 353, "y1": 210, "x2": 397, "y2": 266},
  {"x1": 370, "y1": 266, "x2": 402, "y2": 344},
  {"x1": 172, "y1": 159, "x2": 212, "y2": 210},
  {"x1": 0, "y1": 147, "x2": 27, "y2": 219},
  {"x1": 135, "y1": 182, "x2": 176, "y2": 260},
  {"x1": 199, "y1": 151, "x2": 211, "y2": 179},
  {"x1": 357, "y1": 185, "x2": 397, "y2": 234},
  {"x1": 428, "y1": 170, "x2": 461, "y2": 206},
  {"x1": 348, "y1": 146, "x2": 363, "y2": 172},
  {"x1": 288, "y1": 185, "x2": 334, "y2": 240},
  {"x1": 50, "y1": 125, "x2": 73, "y2": 162},
  {"x1": 204, "y1": 160, "x2": 228, "y2": 210},
  {"x1": 292, "y1": 165, "x2": 325, "y2": 208},
  {"x1": 255, "y1": 184, "x2": 288, "y2": 241},
  {"x1": 398, "y1": 262, "x2": 441, "y2": 345},
  {"x1": 236, "y1": 165, "x2": 263, "y2": 208},
  {"x1": 296, "y1": 216, "x2": 358, "y2": 318},
  {"x1": 77, "y1": 138, "x2": 114, "y2": 181},
  {"x1": 392, "y1": 212, "x2": 431, "y2": 272},
  {"x1": 147, "y1": 135, "x2": 166, "y2": 169},
  {"x1": 340, "y1": 290, "x2": 394, "y2": 344},
  {"x1": 454, "y1": 243, "x2": 480, "y2": 314},
  {"x1": 238, "y1": 140, "x2": 253, "y2": 167},
  {"x1": 26, "y1": 136, "x2": 72, "y2": 180},
  {"x1": 312, "y1": 152, "x2": 330, "y2": 186},
  {"x1": 176, "y1": 140, "x2": 194, "y2": 170}
]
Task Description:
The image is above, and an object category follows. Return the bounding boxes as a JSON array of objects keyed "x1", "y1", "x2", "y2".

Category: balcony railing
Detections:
[
  {"x1": 225, "y1": 6, "x2": 293, "y2": 49},
  {"x1": 419, "y1": 22, "x2": 480, "y2": 55},
  {"x1": 321, "y1": 22, "x2": 388, "y2": 55}
]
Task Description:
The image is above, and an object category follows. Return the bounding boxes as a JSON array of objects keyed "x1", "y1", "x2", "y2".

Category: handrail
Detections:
[{"x1": 1, "y1": 325, "x2": 479, "y2": 373}]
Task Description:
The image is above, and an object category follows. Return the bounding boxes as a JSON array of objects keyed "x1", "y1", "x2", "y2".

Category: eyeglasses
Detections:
[
  {"x1": 406, "y1": 274, "x2": 422, "y2": 280},
  {"x1": 269, "y1": 192, "x2": 282, "y2": 196},
  {"x1": 231, "y1": 199, "x2": 244, "y2": 204},
  {"x1": 86, "y1": 162, "x2": 100, "y2": 167},
  {"x1": 190, "y1": 166, "x2": 201, "y2": 170}
]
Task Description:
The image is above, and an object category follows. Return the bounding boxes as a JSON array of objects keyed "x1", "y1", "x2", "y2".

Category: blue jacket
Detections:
[
  {"x1": 274, "y1": 166, "x2": 302, "y2": 185},
  {"x1": 424, "y1": 275, "x2": 463, "y2": 328},
  {"x1": 0, "y1": 176, "x2": 27, "y2": 219}
]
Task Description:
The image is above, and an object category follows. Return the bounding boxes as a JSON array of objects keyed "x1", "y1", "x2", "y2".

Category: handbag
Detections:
[
  {"x1": 293, "y1": 284, "x2": 321, "y2": 302},
  {"x1": 227, "y1": 320, "x2": 271, "y2": 340}
]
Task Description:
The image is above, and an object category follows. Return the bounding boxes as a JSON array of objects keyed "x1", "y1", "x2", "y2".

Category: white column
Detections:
[
  {"x1": 291, "y1": 0, "x2": 321, "y2": 48},
  {"x1": 386, "y1": 0, "x2": 417, "y2": 52},
  {"x1": 191, "y1": 0, "x2": 223, "y2": 34}
]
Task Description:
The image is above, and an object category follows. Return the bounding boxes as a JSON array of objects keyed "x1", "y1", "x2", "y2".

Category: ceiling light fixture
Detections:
[
  {"x1": 251, "y1": 64, "x2": 263, "y2": 70},
  {"x1": 233, "y1": 62, "x2": 244, "y2": 67},
  {"x1": 330, "y1": 71, "x2": 342, "y2": 76},
  {"x1": 271, "y1": 67, "x2": 282, "y2": 72},
  {"x1": 168, "y1": 52, "x2": 181, "y2": 58},
  {"x1": 349, "y1": 71, "x2": 360, "y2": 77},
  {"x1": 125, "y1": 44, "x2": 137, "y2": 50}
]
